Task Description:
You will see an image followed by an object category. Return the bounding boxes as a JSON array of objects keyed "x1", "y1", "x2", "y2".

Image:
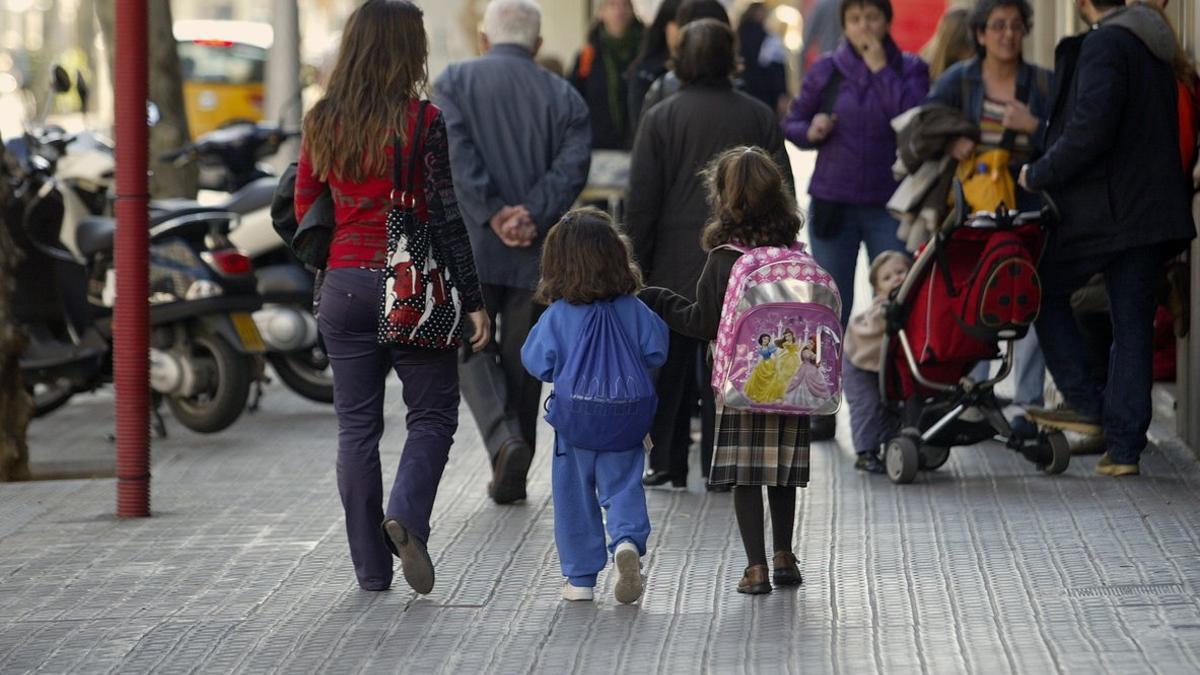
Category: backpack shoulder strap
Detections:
[
  {"x1": 712, "y1": 243, "x2": 747, "y2": 255},
  {"x1": 818, "y1": 67, "x2": 843, "y2": 116},
  {"x1": 998, "y1": 74, "x2": 1034, "y2": 152}
]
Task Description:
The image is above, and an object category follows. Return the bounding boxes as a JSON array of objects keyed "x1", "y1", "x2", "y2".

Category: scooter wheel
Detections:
[
  {"x1": 28, "y1": 380, "x2": 76, "y2": 418},
  {"x1": 268, "y1": 349, "x2": 334, "y2": 403},
  {"x1": 886, "y1": 436, "x2": 920, "y2": 484},
  {"x1": 166, "y1": 333, "x2": 252, "y2": 433}
]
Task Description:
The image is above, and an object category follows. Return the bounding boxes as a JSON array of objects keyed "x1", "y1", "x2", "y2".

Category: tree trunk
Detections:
[
  {"x1": 0, "y1": 139, "x2": 32, "y2": 483},
  {"x1": 94, "y1": 1, "x2": 197, "y2": 198}
]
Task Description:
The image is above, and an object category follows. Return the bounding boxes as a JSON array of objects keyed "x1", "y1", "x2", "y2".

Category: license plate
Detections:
[{"x1": 230, "y1": 312, "x2": 267, "y2": 353}]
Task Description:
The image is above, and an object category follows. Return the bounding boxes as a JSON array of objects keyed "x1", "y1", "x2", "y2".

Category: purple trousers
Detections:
[{"x1": 318, "y1": 268, "x2": 460, "y2": 590}]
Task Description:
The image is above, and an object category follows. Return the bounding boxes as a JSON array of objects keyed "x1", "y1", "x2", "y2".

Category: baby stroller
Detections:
[{"x1": 877, "y1": 183, "x2": 1071, "y2": 484}]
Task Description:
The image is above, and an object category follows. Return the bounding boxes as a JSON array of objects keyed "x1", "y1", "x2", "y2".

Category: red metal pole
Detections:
[{"x1": 113, "y1": 0, "x2": 150, "y2": 517}]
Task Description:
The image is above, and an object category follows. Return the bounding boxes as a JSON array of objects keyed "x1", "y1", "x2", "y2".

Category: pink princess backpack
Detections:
[{"x1": 711, "y1": 243, "x2": 843, "y2": 415}]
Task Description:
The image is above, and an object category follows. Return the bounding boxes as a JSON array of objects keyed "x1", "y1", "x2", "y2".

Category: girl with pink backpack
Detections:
[{"x1": 641, "y1": 147, "x2": 843, "y2": 595}]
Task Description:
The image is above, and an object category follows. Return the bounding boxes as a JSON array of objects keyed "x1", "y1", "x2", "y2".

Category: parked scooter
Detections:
[
  {"x1": 33, "y1": 66, "x2": 333, "y2": 405},
  {"x1": 156, "y1": 122, "x2": 334, "y2": 403},
  {"x1": 10, "y1": 68, "x2": 266, "y2": 433}
]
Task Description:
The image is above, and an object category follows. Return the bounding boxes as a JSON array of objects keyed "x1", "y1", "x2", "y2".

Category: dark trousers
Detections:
[
  {"x1": 807, "y1": 200, "x2": 906, "y2": 325},
  {"x1": 697, "y1": 352, "x2": 716, "y2": 478},
  {"x1": 842, "y1": 354, "x2": 898, "y2": 455},
  {"x1": 1035, "y1": 245, "x2": 1165, "y2": 465},
  {"x1": 458, "y1": 284, "x2": 545, "y2": 463},
  {"x1": 649, "y1": 332, "x2": 716, "y2": 480},
  {"x1": 319, "y1": 268, "x2": 460, "y2": 590}
]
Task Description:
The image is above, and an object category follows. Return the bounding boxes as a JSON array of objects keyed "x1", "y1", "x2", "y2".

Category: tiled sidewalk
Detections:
[{"x1": 2, "y1": 382, "x2": 1199, "y2": 674}]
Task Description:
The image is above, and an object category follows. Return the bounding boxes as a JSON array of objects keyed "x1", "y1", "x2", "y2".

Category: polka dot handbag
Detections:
[{"x1": 378, "y1": 101, "x2": 463, "y2": 350}]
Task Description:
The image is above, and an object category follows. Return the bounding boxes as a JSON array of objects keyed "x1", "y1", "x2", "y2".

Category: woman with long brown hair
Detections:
[
  {"x1": 920, "y1": 6, "x2": 974, "y2": 82},
  {"x1": 295, "y1": 0, "x2": 490, "y2": 595}
]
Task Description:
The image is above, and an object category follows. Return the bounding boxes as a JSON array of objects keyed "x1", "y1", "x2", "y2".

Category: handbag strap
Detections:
[
  {"x1": 391, "y1": 100, "x2": 430, "y2": 207},
  {"x1": 998, "y1": 76, "x2": 1033, "y2": 152}
]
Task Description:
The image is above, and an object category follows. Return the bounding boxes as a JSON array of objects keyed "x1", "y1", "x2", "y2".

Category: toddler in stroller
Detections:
[{"x1": 877, "y1": 188, "x2": 1071, "y2": 483}]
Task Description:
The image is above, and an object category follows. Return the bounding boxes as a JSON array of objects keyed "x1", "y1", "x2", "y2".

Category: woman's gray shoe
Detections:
[{"x1": 383, "y1": 519, "x2": 435, "y2": 595}]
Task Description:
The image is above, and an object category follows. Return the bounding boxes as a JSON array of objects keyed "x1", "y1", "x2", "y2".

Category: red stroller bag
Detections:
[{"x1": 888, "y1": 223, "x2": 1044, "y2": 399}]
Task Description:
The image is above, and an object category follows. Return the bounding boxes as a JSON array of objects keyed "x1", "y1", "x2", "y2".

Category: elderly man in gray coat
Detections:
[{"x1": 434, "y1": 0, "x2": 592, "y2": 505}]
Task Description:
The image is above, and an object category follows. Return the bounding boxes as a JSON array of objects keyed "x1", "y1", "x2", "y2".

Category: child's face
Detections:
[{"x1": 874, "y1": 258, "x2": 909, "y2": 295}]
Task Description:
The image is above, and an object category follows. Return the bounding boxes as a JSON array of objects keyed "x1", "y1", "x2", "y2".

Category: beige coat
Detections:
[{"x1": 844, "y1": 296, "x2": 888, "y2": 372}]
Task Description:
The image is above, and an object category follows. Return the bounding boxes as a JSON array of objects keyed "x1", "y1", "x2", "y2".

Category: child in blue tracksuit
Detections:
[{"x1": 521, "y1": 208, "x2": 669, "y2": 604}]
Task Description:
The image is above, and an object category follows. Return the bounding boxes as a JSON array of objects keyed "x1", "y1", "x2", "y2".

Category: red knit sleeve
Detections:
[{"x1": 295, "y1": 139, "x2": 323, "y2": 225}]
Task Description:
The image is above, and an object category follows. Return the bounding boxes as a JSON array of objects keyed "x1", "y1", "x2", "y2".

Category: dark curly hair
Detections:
[
  {"x1": 968, "y1": 0, "x2": 1033, "y2": 58},
  {"x1": 535, "y1": 207, "x2": 643, "y2": 305},
  {"x1": 700, "y1": 146, "x2": 802, "y2": 251}
]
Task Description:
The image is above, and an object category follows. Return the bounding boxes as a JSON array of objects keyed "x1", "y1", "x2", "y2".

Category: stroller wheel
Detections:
[
  {"x1": 886, "y1": 436, "x2": 920, "y2": 484},
  {"x1": 919, "y1": 444, "x2": 951, "y2": 471},
  {"x1": 1040, "y1": 431, "x2": 1071, "y2": 475}
]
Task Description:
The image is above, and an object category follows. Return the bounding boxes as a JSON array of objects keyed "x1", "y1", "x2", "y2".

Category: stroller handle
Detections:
[{"x1": 949, "y1": 179, "x2": 1059, "y2": 233}]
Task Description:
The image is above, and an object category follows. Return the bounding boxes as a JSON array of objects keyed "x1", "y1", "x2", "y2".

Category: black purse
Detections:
[
  {"x1": 377, "y1": 102, "x2": 464, "y2": 349},
  {"x1": 271, "y1": 162, "x2": 333, "y2": 271}
]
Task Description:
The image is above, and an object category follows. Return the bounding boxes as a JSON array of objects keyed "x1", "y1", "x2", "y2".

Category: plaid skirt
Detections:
[{"x1": 709, "y1": 407, "x2": 810, "y2": 487}]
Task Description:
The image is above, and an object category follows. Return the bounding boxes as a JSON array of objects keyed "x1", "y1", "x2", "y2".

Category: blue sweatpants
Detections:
[{"x1": 552, "y1": 440, "x2": 650, "y2": 587}]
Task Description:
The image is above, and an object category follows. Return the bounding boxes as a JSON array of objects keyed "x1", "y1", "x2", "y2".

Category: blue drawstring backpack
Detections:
[{"x1": 545, "y1": 301, "x2": 657, "y2": 452}]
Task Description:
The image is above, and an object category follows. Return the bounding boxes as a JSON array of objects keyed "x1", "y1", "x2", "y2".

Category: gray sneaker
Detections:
[{"x1": 612, "y1": 541, "x2": 643, "y2": 605}]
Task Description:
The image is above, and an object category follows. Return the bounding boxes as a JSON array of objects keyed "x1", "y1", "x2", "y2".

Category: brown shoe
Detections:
[
  {"x1": 488, "y1": 440, "x2": 533, "y2": 505},
  {"x1": 382, "y1": 519, "x2": 434, "y2": 594},
  {"x1": 772, "y1": 552, "x2": 803, "y2": 586},
  {"x1": 1026, "y1": 407, "x2": 1102, "y2": 435},
  {"x1": 1095, "y1": 452, "x2": 1139, "y2": 477},
  {"x1": 737, "y1": 564, "x2": 772, "y2": 595}
]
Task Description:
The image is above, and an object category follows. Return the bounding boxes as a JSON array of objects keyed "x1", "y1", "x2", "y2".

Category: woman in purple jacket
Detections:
[{"x1": 783, "y1": 0, "x2": 929, "y2": 327}]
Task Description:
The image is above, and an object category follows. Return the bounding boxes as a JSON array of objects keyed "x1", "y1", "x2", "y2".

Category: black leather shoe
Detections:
[{"x1": 489, "y1": 440, "x2": 532, "y2": 505}]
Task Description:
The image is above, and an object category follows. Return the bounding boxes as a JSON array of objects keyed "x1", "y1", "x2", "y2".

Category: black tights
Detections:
[{"x1": 733, "y1": 486, "x2": 797, "y2": 567}]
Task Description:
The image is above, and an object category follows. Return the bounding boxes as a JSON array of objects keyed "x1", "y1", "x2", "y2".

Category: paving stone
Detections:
[{"x1": 1, "y1": 382, "x2": 1199, "y2": 674}]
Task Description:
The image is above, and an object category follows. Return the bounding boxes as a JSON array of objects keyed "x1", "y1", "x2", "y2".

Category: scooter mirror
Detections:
[
  {"x1": 147, "y1": 102, "x2": 161, "y2": 128},
  {"x1": 76, "y1": 70, "x2": 90, "y2": 112},
  {"x1": 51, "y1": 65, "x2": 70, "y2": 94}
]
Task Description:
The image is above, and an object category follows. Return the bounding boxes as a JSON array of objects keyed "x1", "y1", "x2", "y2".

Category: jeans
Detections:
[
  {"x1": 319, "y1": 268, "x2": 461, "y2": 590},
  {"x1": 552, "y1": 441, "x2": 650, "y2": 587},
  {"x1": 807, "y1": 199, "x2": 906, "y2": 325},
  {"x1": 1035, "y1": 245, "x2": 1166, "y2": 465},
  {"x1": 458, "y1": 284, "x2": 545, "y2": 462},
  {"x1": 969, "y1": 328, "x2": 1046, "y2": 407}
]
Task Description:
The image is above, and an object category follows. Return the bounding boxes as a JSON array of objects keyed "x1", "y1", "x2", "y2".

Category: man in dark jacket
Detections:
[
  {"x1": 1019, "y1": 0, "x2": 1195, "y2": 476},
  {"x1": 626, "y1": 19, "x2": 786, "y2": 489},
  {"x1": 433, "y1": 0, "x2": 592, "y2": 503}
]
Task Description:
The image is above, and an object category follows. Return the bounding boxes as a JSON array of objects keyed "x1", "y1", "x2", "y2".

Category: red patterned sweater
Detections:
[{"x1": 295, "y1": 101, "x2": 483, "y2": 313}]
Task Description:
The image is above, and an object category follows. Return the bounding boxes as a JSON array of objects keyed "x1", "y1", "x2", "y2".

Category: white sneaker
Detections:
[
  {"x1": 613, "y1": 541, "x2": 643, "y2": 605},
  {"x1": 562, "y1": 582, "x2": 594, "y2": 602}
]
